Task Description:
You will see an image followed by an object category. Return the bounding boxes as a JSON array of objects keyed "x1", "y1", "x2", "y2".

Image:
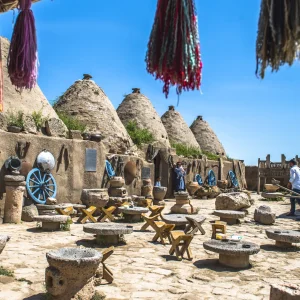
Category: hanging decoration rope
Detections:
[
  {"x1": 256, "y1": 0, "x2": 300, "y2": 79},
  {"x1": 146, "y1": 0, "x2": 202, "y2": 98},
  {"x1": 7, "y1": 0, "x2": 38, "y2": 90}
]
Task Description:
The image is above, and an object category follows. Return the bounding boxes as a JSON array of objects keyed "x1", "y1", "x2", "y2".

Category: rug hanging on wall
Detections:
[
  {"x1": 256, "y1": 0, "x2": 300, "y2": 78},
  {"x1": 7, "y1": 0, "x2": 38, "y2": 90},
  {"x1": 146, "y1": 0, "x2": 202, "y2": 98}
]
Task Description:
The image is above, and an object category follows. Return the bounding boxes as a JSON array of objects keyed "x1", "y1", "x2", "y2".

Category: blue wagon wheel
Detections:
[
  {"x1": 207, "y1": 170, "x2": 216, "y2": 186},
  {"x1": 228, "y1": 170, "x2": 239, "y2": 188},
  {"x1": 26, "y1": 168, "x2": 57, "y2": 204}
]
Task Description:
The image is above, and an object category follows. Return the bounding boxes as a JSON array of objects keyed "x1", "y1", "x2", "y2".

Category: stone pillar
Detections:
[
  {"x1": 4, "y1": 175, "x2": 26, "y2": 224},
  {"x1": 171, "y1": 192, "x2": 195, "y2": 214}
]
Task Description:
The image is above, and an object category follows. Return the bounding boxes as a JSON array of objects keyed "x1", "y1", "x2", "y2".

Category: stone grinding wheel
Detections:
[{"x1": 124, "y1": 161, "x2": 137, "y2": 185}]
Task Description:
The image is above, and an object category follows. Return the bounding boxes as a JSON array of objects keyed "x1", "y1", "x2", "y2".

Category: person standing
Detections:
[
  {"x1": 174, "y1": 162, "x2": 186, "y2": 192},
  {"x1": 287, "y1": 159, "x2": 300, "y2": 216}
]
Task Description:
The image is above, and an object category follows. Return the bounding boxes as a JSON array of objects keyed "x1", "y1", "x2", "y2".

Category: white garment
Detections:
[{"x1": 289, "y1": 165, "x2": 300, "y2": 190}]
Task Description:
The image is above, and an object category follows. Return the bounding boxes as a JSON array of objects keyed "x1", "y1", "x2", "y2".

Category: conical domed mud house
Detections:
[
  {"x1": 0, "y1": 37, "x2": 57, "y2": 118},
  {"x1": 54, "y1": 78, "x2": 133, "y2": 153},
  {"x1": 117, "y1": 88, "x2": 170, "y2": 148},
  {"x1": 161, "y1": 106, "x2": 201, "y2": 150},
  {"x1": 190, "y1": 115, "x2": 226, "y2": 156}
]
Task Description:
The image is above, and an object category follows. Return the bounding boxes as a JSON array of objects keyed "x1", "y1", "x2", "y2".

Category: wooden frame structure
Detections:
[{"x1": 257, "y1": 154, "x2": 300, "y2": 194}]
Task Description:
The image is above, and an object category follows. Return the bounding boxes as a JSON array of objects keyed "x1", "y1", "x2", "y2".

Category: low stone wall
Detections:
[{"x1": 0, "y1": 131, "x2": 153, "y2": 208}]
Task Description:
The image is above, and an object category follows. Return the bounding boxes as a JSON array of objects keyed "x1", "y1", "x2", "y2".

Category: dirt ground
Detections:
[{"x1": 0, "y1": 193, "x2": 300, "y2": 300}]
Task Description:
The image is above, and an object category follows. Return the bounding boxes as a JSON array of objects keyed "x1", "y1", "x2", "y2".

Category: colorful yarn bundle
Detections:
[
  {"x1": 8, "y1": 0, "x2": 38, "y2": 90},
  {"x1": 146, "y1": 0, "x2": 202, "y2": 98},
  {"x1": 256, "y1": 0, "x2": 300, "y2": 78}
]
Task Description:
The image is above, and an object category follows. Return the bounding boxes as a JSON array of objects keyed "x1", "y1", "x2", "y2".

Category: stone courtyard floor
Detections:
[{"x1": 0, "y1": 193, "x2": 300, "y2": 300}]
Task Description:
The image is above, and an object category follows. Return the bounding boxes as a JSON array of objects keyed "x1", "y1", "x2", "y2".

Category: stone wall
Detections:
[
  {"x1": 0, "y1": 131, "x2": 153, "y2": 209},
  {"x1": 245, "y1": 166, "x2": 258, "y2": 191}
]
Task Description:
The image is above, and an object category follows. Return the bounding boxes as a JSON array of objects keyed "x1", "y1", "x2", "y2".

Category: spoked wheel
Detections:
[{"x1": 26, "y1": 168, "x2": 57, "y2": 204}]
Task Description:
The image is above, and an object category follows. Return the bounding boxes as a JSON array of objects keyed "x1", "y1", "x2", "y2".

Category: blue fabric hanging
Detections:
[
  {"x1": 228, "y1": 170, "x2": 239, "y2": 188},
  {"x1": 207, "y1": 170, "x2": 216, "y2": 186},
  {"x1": 195, "y1": 174, "x2": 203, "y2": 186},
  {"x1": 105, "y1": 160, "x2": 116, "y2": 178}
]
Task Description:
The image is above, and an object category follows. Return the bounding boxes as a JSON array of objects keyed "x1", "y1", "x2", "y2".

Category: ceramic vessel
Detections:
[
  {"x1": 153, "y1": 186, "x2": 167, "y2": 201},
  {"x1": 186, "y1": 182, "x2": 201, "y2": 196}
]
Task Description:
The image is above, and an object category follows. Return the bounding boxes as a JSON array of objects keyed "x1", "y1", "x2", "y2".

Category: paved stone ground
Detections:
[{"x1": 0, "y1": 194, "x2": 300, "y2": 300}]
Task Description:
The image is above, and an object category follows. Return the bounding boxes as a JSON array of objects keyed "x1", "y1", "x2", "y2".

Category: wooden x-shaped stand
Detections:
[
  {"x1": 55, "y1": 206, "x2": 73, "y2": 224},
  {"x1": 141, "y1": 213, "x2": 160, "y2": 231},
  {"x1": 152, "y1": 221, "x2": 175, "y2": 245},
  {"x1": 149, "y1": 205, "x2": 164, "y2": 218},
  {"x1": 77, "y1": 206, "x2": 97, "y2": 224},
  {"x1": 98, "y1": 206, "x2": 116, "y2": 222},
  {"x1": 169, "y1": 231, "x2": 193, "y2": 261},
  {"x1": 102, "y1": 246, "x2": 114, "y2": 283},
  {"x1": 184, "y1": 216, "x2": 206, "y2": 235}
]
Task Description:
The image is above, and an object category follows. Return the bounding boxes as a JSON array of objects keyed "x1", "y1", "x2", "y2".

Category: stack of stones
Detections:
[
  {"x1": 108, "y1": 177, "x2": 131, "y2": 207},
  {"x1": 4, "y1": 175, "x2": 26, "y2": 223},
  {"x1": 171, "y1": 191, "x2": 195, "y2": 214},
  {"x1": 141, "y1": 179, "x2": 153, "y2": 199}
]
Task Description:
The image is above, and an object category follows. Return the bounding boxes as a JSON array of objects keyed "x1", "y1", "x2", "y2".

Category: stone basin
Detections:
[
  {"x1": 84, "y1": 223, "x2": 133, "y2": 245},
  {"x1": 264, "y1": 184, "x2": 280, "y2": 192},
  {"x1": 109, "y1": 177, "x2": 125, "y2": 188},
  {"x1": 81, "y1": 189, "x2": 109, "y2": 208},
  {"x1": 203, "y1": 240, "x2": 260, "y2": 268},
  {"x1": 119, "y1": 207, "x2": 149, "y2": 222},
  {"x1": 0, "y1": 235, "x2": 10, "y2": 255},
  {"x1": 46, "y1": 247, "x2": 102, "y2": 299},
  {"x1": 33, "y1": 215, "x2": 70, "y2": 231},
  {"x1": 153, "y1": 186, "x2": 167, "y2": 201},
  {"x1": 266, "y1": 229, "x2": 300, "y2": 248},
  {"x1": 213, "y1": 210, "x2": 246, "y2": 225},
  {"x1": 261, "y1": 192, "x2": 284, "y2": 199}
]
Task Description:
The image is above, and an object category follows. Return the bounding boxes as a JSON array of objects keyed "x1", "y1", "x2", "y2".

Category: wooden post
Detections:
[
  {"x1": 257, "y1": 158, "x2": 261, "y2": 194},
  {"x1": 219, "y1": 158, "x2": 224, "y2": 180},
  {"x1": 266, "y1": 154, "x2": 270, "y2": 168}
]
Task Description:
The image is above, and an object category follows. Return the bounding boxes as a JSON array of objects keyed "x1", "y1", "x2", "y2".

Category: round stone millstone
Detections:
[
  {"x1": 118, "y1": 207, "x2": 149, "y2": 215},
  {"x1": 162, "y1": 214, "x2": 190, "y2": 226},
  {"x1": 84, "y1": 223, "x2": 133, "y2": 236},
  {"x1": 4, "y1": 175, "x2": 25, "y2": 182},
  {"x1": 203, "y1": 240, "x2": 260, "y2": 256},
  {"x1": 33, "y1": 215, "x2": 70, "y2": 223},
  {"x1": 0, "y1": 235, "x2": 10, "y2": 255},
  {"x1": 213, "y1": 210, "x2": 246, "y2": 219},
  {"x1": 266, "y1": 229, "x2": 300, "y2": 244}
]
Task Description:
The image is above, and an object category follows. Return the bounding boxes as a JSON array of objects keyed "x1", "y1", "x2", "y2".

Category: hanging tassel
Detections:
[
  {"x1": 146, "y1": 0, "x2": 202, "y2": 98},
  {"x1": 8, "y1": 0, "x2": 38, "y2": 90},
  {"x1": 256, "y1": 0, "x2": 300, "y2": 78}
]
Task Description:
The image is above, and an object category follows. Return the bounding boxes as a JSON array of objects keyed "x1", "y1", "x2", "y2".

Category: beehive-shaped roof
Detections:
[
  {"x1": 190, "y1": 116, "x2": 226, "y2": 155},
  {"x1": 55, "y1": 78, "x2": 133, "y2": 153},
  {"x1": 117, "y1": 89, "x2": 170, "y2": 148},
  {"x1": 161, "y1": 106, "x2": 200, "y2": 150},
  {"x1": 0, "y1": 37, "x2": 57, "y2": 118}
]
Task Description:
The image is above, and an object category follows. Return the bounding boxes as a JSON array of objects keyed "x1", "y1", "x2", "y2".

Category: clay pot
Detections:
[
  {"x1": 186, "y1": 182, "x2": 201, "y2": 196},
  {"x1": 46, "y1": 248, "x2": 102, "y2": 300},
  {"x1": 142, "y1": 185, "x2": 153, "y2": 198},
  {"x1": 82, "y1": 132, "x2": 91, "y2": 140},
  {"x1": 217, "y1": 180, "x2": 228, "y2": 189},
  {"x1": 153, "y1": 186, "x2": 167, "y2": 201},
  {"x1": 0, "y1": 235, "x2": 10, "y2": 255},
  {"x1": 90, "y1": 133, "x2": 103, "y2": 142},
  {"x1": 110, "y1": 177, "x2": 125, "y2": 188},
  {"x1": 7, "y1": 125, "x2": 22, "y2": 133},
  {"x1": 124, "y1": 161, "x2": 137, "y2": 185}
]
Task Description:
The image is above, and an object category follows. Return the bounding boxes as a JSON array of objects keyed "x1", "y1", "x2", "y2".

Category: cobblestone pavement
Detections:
[{"x1": 0, "y1": 194, "x2": 300, "y2": 300}]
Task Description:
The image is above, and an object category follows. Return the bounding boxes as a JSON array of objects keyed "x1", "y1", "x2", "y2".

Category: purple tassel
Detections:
[{"x1": 8, "y1": 0, "x2": 37, "y2": 90}]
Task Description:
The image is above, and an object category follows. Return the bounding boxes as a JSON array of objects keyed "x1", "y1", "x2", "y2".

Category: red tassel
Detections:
[{"x1": 146, "y1": 0, "x2": 202, "y2": 98}]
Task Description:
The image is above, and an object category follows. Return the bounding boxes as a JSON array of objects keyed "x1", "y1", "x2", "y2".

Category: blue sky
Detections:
[{"x1": 0, "y1": 0, "x2": 299, "y2": 166}]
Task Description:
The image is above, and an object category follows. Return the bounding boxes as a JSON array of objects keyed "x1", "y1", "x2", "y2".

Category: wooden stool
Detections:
[
  {"x1": 211, "y1": 221, "x2": 227, "y2": 239},
  {"x1": 152, "y1": 221, "x2": 175, "y2": 245},
  {"x1": 184, "y1": 216, "x2": 206, "y2": 235},
  {"x1": 149, "y1": 205, "x2": 164, "y2": 218},
  {"x1": 141, "y1": 213, "x2": 160, "y2": 231},
  {"x1": 55, "y1": 206, "x2": 74, "y2": 224},
  {"x1": 77, "y1": 206, "x2": 97, "y2": 224},
  {"x1": 98, "y1": 206, "x2": 116, "y2": 222},
  {"x1": 169, "y1": 231, "x2": 194, "y2": 261},
  {"x1": 102, "y1": 247, "x2": 114, "y2": 283}
]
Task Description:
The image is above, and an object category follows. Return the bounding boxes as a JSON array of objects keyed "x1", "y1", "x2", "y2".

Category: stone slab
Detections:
[
  {"x1": 119, "y1": 207, "x2": 148, "y2": 215},
  {"x1": 214, "y1": 210, "x2": 246, "y2": 219},
  {"x1": 33, "y1": 215, "x2": 70, "y2": 223},
  {"x1": 266, "y1": 229, "x2": 300, "y2": 244},
  {"x1": 84, "y1": 223, "x2": 133, "y2": 236}
]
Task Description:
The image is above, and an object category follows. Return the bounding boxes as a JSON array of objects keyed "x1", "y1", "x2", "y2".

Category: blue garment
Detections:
[
  {"x1": 154, "y1": 181, "x2": 161, "y2": 187},
  {"x1": 290, "y1": 188, "x2": 300, "y2": 214},
  {"x1": 195, "y1": 174, "x2": 203, "y2": 186},
  {"x1": 174, "y1": 167, "x2": 186, "y2": 192}
]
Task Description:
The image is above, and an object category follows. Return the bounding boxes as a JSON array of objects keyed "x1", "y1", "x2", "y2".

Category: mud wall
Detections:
[{"x1": 0, "y1": 131, "x2": 153, "y2": 206}]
